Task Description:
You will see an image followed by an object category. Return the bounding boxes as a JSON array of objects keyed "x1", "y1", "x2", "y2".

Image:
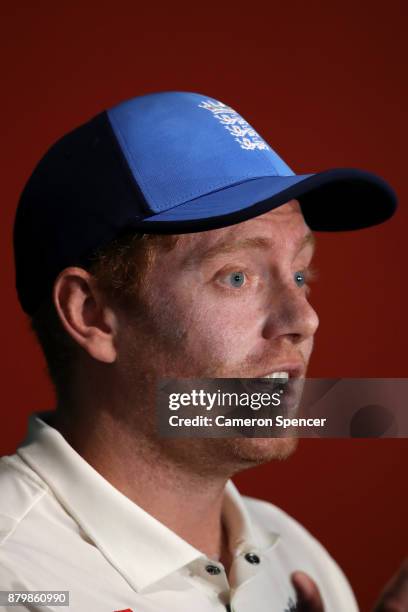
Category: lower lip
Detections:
[
  {"x1": 238, "y1": 377, "x2": 305, "y2": 419},
  {"x1": 239, "y1": 377, "x2": 289, "y2": 395}
]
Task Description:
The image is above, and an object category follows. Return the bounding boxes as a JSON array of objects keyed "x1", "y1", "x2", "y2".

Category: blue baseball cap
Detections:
[{"x1": 14, "y1": 91, "x2": 397, "y2": 315}]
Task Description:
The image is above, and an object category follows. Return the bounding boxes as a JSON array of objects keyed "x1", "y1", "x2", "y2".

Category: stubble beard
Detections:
[{"x1": 118, "y1": 302, "x2": 302, "y2": 476}]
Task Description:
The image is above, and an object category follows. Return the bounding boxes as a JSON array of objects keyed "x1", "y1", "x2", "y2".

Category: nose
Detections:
[{"x1": 261, "y1": 281, "x2": 319, "y2": 344}]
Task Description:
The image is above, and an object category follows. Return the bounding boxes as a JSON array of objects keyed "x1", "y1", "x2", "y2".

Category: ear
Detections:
[{"x1": 53, "y1": 267, "x2": 118, "y2": 363}]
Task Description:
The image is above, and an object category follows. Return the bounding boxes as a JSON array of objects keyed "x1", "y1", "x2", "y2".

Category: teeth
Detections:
[{"x1": 263, "y1": 371, "x2": 289, "y2": 380}]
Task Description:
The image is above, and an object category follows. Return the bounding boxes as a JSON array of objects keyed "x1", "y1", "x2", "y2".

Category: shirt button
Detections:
[
  {"x1": 206, "y1": 564, "x2": 222, "y2": 575},
  {"x1": 244, "y1": 552, "x2": 261, "y2": 565}
]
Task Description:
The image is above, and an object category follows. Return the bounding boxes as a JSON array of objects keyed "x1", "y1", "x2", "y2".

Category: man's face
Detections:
[{"x1": 116, "y1": 199, "x2": 319, "y2": 470}]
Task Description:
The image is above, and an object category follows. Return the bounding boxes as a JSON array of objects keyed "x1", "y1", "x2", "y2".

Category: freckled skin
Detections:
[{"x1": 114, "y1": 200, "x2": 319, "y2": 473}]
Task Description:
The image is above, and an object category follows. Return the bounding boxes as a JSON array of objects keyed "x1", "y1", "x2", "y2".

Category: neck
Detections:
[{"x1": 50, "y1": 405, "x2": 234, "y2": 573}]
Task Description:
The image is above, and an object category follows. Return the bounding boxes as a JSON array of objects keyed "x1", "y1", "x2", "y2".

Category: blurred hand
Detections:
[
  {"x1": 290, "y1": 558, "x2": 408, "y2": 611},
  {"x1": 373, "y1": 558, "x2": 408, "y2": 611},
  {"x1": 291, "y1": 571, "x2": 324, "y2": 611}
]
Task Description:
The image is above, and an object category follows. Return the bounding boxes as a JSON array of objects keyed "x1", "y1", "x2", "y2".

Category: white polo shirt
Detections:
[{"x1": 0, "y1": 411, "x2": 359, "y2": 612}]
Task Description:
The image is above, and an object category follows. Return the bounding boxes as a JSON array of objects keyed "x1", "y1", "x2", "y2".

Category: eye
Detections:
[
  {"x1": 228, "y1": 271, "x2": 246, "y2": 287},
  {"x1": 294, "y1": 271, "x2": 305, "y2": 287}
]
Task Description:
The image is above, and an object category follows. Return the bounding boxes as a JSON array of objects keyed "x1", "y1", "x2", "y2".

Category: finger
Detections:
[
  {"x1": 291, "y1": 571, "x2": 325, "y2": 611},
  {"x1": 373, "y1": 557, "x2": 408, "y2": 611}
]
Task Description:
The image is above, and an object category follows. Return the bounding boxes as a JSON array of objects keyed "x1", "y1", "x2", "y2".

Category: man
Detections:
[{"x1": 1, "y1": 92, "x2": 405, "y2": 611}]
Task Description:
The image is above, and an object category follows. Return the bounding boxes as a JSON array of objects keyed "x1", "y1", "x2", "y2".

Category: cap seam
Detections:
[
  {"x1": 107, "y1": 109, "x2": 159, "y2": 211},
  {"x1": 142, "y1": 174, "x2": 298, "y2": 219},
  {"x1": 152, "y1": 171, "x2": 282, "y2": 212},
  {"x1": 103, "y1": 111, "x2": 152, "y2": 217}
]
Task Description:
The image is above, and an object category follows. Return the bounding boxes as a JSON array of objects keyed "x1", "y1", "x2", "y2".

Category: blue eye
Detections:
[
  {"x1": 294, "y1": 271, "x2": 305, "y2": 287},
  {"x1": 228, "y1": 271, "x2": 246, "y2": 287}
]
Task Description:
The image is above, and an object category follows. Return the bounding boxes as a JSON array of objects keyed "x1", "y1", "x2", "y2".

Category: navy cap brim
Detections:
[{"x1": 133, "y1": 168, "x2": 397, "y2": 233}]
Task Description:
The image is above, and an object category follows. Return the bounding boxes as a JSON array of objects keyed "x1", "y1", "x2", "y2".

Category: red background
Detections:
[{"x1": 1, "y1": 2, "x2": 406, "y2": 609}]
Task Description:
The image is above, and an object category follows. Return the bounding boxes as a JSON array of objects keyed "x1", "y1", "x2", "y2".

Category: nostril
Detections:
[{"x1": 261, "y1": 289, "x2": 319, "y2": 341}]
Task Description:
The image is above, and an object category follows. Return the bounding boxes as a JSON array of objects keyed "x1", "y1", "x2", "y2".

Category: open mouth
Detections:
[{"x1": 238, "y1": 371, "x2": 290, "y2": 395}]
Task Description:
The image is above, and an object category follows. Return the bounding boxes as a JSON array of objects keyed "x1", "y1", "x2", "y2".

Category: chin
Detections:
[{"x1": 228, "y1": 436, "x2": 299, "y2": 466}]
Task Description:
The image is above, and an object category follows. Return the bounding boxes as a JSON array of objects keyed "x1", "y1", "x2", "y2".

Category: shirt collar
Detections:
[{"x1": 17, "y1": 410, "x2": 279, "y2": 592}]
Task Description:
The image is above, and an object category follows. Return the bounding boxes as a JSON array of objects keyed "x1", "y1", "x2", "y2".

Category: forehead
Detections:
[{"x1": 176, "y1": 199, "x2": 310, "y2": 256}]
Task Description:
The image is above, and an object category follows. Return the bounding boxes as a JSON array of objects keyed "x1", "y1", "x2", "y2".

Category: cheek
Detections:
[
  {"x1": 181, "y1": 294, "x2": 264, "y2": 368},
  {"x1": 141, "y1": 271, "x2": 266, "y2": 373}
]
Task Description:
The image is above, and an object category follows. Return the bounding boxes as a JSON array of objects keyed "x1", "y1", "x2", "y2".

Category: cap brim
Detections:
[{"x1": 133, "y1": 168, "x2": 397, "y2": 233}]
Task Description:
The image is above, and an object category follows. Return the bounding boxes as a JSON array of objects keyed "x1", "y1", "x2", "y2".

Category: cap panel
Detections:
[
  {"x1": 107, "y1": 92, "x2": 294, "y2": 213},
  {"x1": 14, "y1": 112, "x2": 147, "y2": 315}
]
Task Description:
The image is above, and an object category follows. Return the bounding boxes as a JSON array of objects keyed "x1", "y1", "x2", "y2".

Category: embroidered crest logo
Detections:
[{"x1": 198, "y1": 99, "x2": 270, "y2": 152}]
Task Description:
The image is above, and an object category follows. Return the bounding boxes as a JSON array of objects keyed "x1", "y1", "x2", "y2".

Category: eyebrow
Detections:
[{"x1": 184, "y1": 232, "x2": 316, "y2": 268}]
